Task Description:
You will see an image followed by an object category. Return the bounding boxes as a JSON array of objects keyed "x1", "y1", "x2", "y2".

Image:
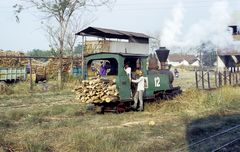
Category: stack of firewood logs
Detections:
[{"x1": 74, "y1": 78, "x2": 119, "y2": 103}]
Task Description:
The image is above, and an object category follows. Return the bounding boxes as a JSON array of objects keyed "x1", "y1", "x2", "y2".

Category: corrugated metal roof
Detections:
[
  {"x1": 85, "y1": 52, "x2": 148, "y2": 58},
  {"x1": 76, "y1": 26, "x2": 150, "y2": 42}
]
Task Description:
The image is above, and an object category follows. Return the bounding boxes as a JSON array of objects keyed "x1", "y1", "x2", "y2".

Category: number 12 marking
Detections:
[{"x1": 154, "y1": 77, "x2": 160, "y2": 87}]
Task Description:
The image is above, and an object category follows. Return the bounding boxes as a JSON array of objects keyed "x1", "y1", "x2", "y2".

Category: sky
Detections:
[{"x1": 0, "y1": 0, "x2": 240, "y2": 52}]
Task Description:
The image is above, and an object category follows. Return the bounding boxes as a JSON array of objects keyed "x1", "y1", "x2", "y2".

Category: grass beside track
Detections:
[{"x1": 0, "y1": 79, "x2": 240, "y2": 151}]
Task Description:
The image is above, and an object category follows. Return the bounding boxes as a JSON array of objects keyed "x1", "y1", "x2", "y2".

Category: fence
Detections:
[{"x1": 195, "y1": 68, "x2": 240, "y2": 90}]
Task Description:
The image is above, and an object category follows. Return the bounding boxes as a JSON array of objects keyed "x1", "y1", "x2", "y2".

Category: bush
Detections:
[
  {"x1": 23, "y1": 139, "x2": 53, "y2": 152},
  {"x1": 0, "y1": 82, "x2": 13, "y2": 94}
]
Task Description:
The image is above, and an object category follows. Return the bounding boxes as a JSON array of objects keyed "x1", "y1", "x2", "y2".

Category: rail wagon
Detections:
[{"x1": 83, "y1": 47, "x2": 181, "y2": 113}]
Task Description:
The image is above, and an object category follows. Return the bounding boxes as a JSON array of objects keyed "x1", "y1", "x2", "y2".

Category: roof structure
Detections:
[
  {"x1": 228, "y1": 25, "x2": 240, "y2": 35},
  {"x1": 76, "y1": 26, "x2": 150, "y2": 44},
  {"x1": 217, "y1": 50, "x2": 240, "y2": 56},
  {"x1": 217, "y1": 43, "x2": 240, "y2": 56}
]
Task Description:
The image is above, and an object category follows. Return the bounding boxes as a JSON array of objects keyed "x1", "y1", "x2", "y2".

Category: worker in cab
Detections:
[{"x1": 99, "y1": 61, "x2": 107, "y2": 76}]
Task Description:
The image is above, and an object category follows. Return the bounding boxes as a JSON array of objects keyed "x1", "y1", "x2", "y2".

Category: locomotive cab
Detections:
[{"x1": 85, "y1": 53, "x2": 148, "y2": 101}]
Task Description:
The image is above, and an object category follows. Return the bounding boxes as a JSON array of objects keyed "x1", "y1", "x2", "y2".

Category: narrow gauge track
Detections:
[
  {"x1": 176, "y1": 124, "x2": 240, "y2": 152},
  {"x1": 211, "y1": 137, "x2": 240, "y2": 152}
]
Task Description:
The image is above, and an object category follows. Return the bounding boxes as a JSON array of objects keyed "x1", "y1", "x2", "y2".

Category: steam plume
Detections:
[{"x1": 161, "y1": 0, "x2": 237, "y2": 53}]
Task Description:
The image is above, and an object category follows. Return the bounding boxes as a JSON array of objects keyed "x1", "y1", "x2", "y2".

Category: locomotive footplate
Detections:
[{"x1": 154, "y1": 86, "x2": 182, "y2": 100}]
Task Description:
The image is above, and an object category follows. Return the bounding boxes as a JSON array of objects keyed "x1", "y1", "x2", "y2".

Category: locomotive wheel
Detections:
[
  {"x1": 116, "y1": 103, "x2": 126, "y2": 113},
  {"x1": 155, "y1": 96, "x2": 161, "y2": 103}
]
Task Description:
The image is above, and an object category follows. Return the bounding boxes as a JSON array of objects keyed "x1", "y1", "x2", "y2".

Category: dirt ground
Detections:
[{"x1": 172, "y1": 69, "x2": 196, "y2": 90}]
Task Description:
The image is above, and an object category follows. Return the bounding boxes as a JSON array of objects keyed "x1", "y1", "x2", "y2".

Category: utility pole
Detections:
[
  {"x1": 199, "y1": 47, "x2": 203, "y2": 69},
  {"x1": 81, "y1": 35, "x2": 85, "y2": 79}
]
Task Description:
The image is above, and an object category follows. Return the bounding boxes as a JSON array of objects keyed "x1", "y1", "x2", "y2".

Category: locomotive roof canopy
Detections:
[
  {"x1": 85, "y1": 52, "x2": 149, "y2": 58},
  {"x1": 76, "y1": 27, "x2": 150, "y2": 44}
]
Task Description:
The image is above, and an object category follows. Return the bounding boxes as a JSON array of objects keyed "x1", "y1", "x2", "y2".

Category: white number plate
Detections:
[{"x1": 154, "y1": 77, "x2": 160, "y2": 87}]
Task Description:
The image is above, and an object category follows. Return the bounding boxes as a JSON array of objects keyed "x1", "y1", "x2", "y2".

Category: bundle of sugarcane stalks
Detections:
[
  {"x1": 46, "y1": 58, "x2": 71, "y2": 75},
  {"x1": 0, "y1": 50, "x2": 27, "y2": 67},
  {"x1": 74, "y1": 78, "x2": 119, "y2": 103}
]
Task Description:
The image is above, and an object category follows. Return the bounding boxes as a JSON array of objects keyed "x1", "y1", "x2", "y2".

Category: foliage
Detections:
[
  {"x1": 197, "y1": 41, "x2": 217, "y2": 67},
  {"x1": 63, "y1": 44, "x2": 82, "y2": 56},
  {"x1": 74, "y1": 44, "x2": 83, "y2": 55},
  {"x1": 26, "y1": 48, "x2": 81, "y2": 57},
  {"x1": 26, "y1": 49, "x2": 54, "y2": 60},
  {"x1": 202, "y1": 51, "x2": 217, "y2": 67}
]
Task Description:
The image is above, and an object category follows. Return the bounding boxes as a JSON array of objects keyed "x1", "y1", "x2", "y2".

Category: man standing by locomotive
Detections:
[{"x1": 131, "y1": 71, "x2": 145, "y2": 111}]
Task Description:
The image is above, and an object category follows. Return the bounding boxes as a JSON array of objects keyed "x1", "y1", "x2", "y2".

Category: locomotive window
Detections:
[
  {"x1": 124, "y1": 58, "x2": 141, "y2": 72},
  {"x1": 87, "y1": 58, "x2": 118, "y2": 77}
]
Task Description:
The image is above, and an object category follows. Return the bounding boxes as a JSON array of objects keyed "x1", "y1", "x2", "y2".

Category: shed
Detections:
[
  {"x1": 217, "y1": 42, "x2": 240, "y2": 71},
  {"x1": 76, "y1": 27, "x2": 150, "y2": 55}
]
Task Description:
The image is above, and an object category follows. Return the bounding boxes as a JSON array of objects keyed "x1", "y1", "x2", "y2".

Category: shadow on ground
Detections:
[{"x1": 185, "y1": 114, "x2": 240, "y2": 152}]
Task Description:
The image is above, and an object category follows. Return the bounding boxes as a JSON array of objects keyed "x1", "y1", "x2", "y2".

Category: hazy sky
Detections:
[{"x1": 0, "y1": 0, "x2": 239, "y2": 52}]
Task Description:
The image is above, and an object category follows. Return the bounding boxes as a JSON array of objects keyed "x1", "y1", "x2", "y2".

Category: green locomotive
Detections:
[{"x1": 84, "y1": 47, "x2": 181, "y2": 113}]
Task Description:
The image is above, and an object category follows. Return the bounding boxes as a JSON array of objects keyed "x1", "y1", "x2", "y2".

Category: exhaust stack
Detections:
[{"x1": 155, "y1": 47, "x2": 170, "y2": 70}]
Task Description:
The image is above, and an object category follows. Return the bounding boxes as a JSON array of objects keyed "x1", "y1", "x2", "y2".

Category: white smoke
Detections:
[
  {"x1": 161, "y1": 3, "x2": 184, "y2": 47},
  {"x1": 161, "y1": 0, "x2": 237, "y2": 53},
  {"x1": 232, "y1": 11, "x2": 240, "y2": 26}
]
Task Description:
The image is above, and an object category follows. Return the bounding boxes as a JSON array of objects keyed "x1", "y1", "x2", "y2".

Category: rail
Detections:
[
  {"x1": 176, "y1": 124, "x2": 240, "y2": 152},
  {"x1": 211, "y1": 137, "x2": 240, "y2": 152}
]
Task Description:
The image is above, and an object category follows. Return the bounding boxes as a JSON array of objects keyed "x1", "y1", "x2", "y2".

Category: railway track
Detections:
[
  {"x1": 211, "y1": 137, "x2": 240, "y2": 152},
  {"x1": 176, "y1": 124, "x2": 240, "y2": 152}
]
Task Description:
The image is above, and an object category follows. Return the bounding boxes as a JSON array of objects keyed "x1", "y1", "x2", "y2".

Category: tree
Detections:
[
  {"x1": 149, "y1": 31, "x2": 161, "y2": 53},
  {"x1": 202, "y1": 51, "x2": 217, "y2": 67},
  {"x1": 15, "y1": 0, "x2": 113, "y2": 89},
  {"x1": 74, "y1": 43, "x2": 82, "y2": 55},
  {"x1": 27, "y1": 49, "x2": 53, "y2": 61},
  {"x1": 197, "y1": 41, "x2": 217, "y2": 67},
  {"x1": 65, "y1": 15, "x2": 95, "y2": 73}
]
